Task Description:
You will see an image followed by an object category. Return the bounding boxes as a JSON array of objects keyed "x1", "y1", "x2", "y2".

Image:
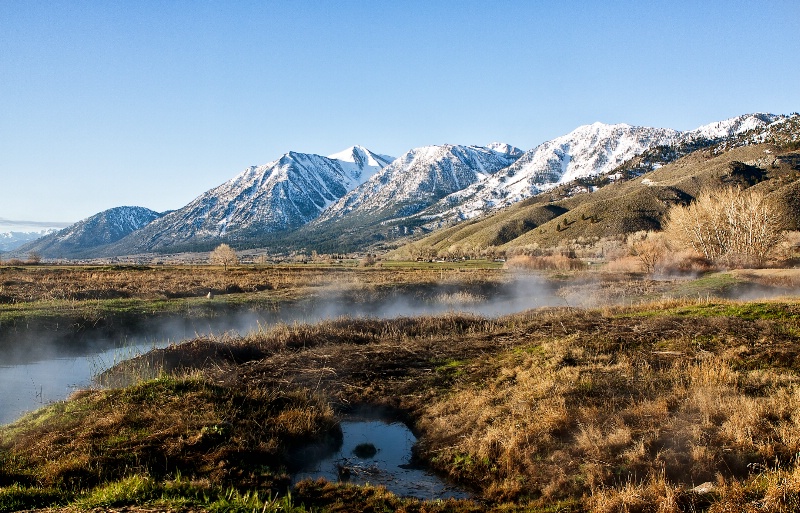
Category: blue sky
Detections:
[{"x1": 1, "y1": 0, "x2": 798, "y2": 228}]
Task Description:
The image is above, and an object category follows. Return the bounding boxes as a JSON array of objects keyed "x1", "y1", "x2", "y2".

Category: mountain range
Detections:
[
  {"x1": 96, "y1": 146, "x2": 393, "y2": 256},
  {"x1": 405, "y1": 115, "x2": 800, "y2": 257},
  {"x1": 8, "y1": 113, "x2": 795, "y2": 259},
  {"x1": 0, "y1": 230, "x2": 57, "y2": 253}
]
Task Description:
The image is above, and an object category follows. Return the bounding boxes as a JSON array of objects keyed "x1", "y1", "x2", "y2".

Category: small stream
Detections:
[
  {"x1": 291, "y1": 415, "x2": 471, "y2": 500},
  {"x1": 0, "y1": 277, "x2": 563, "y2": 425}
]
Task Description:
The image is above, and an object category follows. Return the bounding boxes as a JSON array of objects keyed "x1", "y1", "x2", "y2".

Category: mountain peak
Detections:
[
  {"x1": 9, "y1": 206, "x2": 162, "y2": 258},
  {"x1": 311, "y1": 143, "x2": 523, "y2": 227},
  {"x1": 328, "y1": 146, "x2": 395, "y2": 186},
  {"x1": 487, "y1": 142, "x2": 524, "y2": 157},
  {"x1": 687, "y1": 113, "x2": 784, "y2": 140}
]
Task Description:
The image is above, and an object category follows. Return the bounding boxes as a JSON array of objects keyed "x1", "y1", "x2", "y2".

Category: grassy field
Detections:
[
  {"x1": 2, "y1": 264, "x2": 800, "y2": 512},
  {"x1": 0, "y1": 263, "x2": 506, "y2": 348}
]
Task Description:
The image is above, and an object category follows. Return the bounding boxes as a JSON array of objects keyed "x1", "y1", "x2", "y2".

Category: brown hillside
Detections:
[{"x1": 402, "y1": 144, "x2": 800, "y2": 254}]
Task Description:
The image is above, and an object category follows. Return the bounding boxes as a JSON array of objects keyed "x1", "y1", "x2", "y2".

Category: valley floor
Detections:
[{"x1": 2, "y1": 263, "x2": 800, "y2": 512}]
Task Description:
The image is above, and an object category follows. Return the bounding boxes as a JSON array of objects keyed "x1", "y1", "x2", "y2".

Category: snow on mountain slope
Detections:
[
  {"x1": 328, "y1": 146, "x2": 395, "y2": 185},
  {"x1": 312, "y1": 143, "x2": 522, "y2": 225},
  {"x1": 415, "y1": 113, "x2": 787, "y2": 226},
  {"x1": 487, "y1": 142, "x2": 524, "y2": 157},
  {"x1": 417, "y1": 123, "x2": 680, "y2": 223},
  {"x1": 0, "y1": 229, "x2": 56, "y2": 253},
  {"x1": 685, "y1": 113, "x2": 784, "y2": 140},
  {"x1": 104, "y1": 147, "x2": 394, "y2": 253},
  {"x1": 11, "y1": 206, "x2": 162, "y2": 258},
  {"x1": 57, "y1": 206, "x2": 160, "y2": 243}
]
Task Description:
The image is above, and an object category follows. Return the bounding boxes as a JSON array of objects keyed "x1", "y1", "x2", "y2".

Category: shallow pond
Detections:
[{"x1": 291, "y1": 415, "x2": 471, "y2": 500}]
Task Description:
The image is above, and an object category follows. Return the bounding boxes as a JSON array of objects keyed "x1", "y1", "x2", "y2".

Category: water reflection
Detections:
[
  {"x1": 0, "y1": 339, "x2": 167, "y2": 425},
  {"x1": 292, "y1": 416, "x2": 470, "y2": 500},
  {"x1": 0, "y1": 277, "x2": 563, "y2": 425}
]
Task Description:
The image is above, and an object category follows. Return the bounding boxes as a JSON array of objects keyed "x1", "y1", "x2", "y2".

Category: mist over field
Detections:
[{"x1": 0, "y1": 274, "x2": 566, "y2": 425}]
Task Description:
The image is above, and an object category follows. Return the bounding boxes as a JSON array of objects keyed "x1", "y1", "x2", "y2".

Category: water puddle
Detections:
[{"x1": 291, "y1": 415, "x2": 470, "y2": 500}]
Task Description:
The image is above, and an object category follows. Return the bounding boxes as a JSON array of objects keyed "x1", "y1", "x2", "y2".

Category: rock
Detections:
[
  {"x1": 691, "y1": 482, "x2": 715, "y2": 494},
  {"x1": 336, "y1": 463, "x2": 351, "y2": 482}
]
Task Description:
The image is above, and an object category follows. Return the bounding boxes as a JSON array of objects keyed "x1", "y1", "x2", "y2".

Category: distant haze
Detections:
[{"x1": 0, "y1": 219, "x2": 71, "y2": 234}]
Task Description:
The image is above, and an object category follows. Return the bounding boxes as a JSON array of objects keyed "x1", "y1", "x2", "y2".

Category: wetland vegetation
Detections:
[{"x1": 2, "y1": 262, "x2": 800, "y2": 512}]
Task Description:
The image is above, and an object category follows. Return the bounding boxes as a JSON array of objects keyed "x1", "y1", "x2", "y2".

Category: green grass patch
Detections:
[
  {"x1": 433, "y1": 357, "x2": 468, "y2": 380},
  {"x1": 668, "y1": 271, "x2": 741, "y2": 298},
  {"x1": 73, "y1": 475, "x2": 308, "y2": 512},
  {"x1": 0, "y1": 484, "x2": 69, "y2": 512},
  {"x1": 0, "y1": 293, "x2": 288, "y2": 325},
  {"x1": 631, "y1": 300, "x2": 800, "y2": 321}
]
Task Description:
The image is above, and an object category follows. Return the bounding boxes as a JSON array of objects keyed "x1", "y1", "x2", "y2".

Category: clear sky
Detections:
[{"x1": 1, "y1": 0, "x2": 798, "y2": 229}]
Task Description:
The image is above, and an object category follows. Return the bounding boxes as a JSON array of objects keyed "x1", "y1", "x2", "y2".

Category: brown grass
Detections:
[
  {"x1": 0, "y1": 374, "x2": 336, "y2": 490},
  {"x1": 504, "y1": 254, "x2": 586, "y2": 271},
  {"x1": 6, "y1": 295, "x2": 800, "y2": 511},
  {"x1": 0, "y1": 264, "x2": 504, "y2": 304},
  {"x1": 92, "y1": 301, "x2": 800, "y2": 505}
]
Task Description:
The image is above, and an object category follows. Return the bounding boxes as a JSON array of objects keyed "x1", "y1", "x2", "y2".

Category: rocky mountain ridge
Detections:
[{"x1": 7, "y1": 113, "x2": 792, "y2": 259}]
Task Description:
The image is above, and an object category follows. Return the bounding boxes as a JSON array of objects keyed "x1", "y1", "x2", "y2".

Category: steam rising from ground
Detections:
[
  {"x1": 3, "y1": 270, "x2": 798, "y2": 425},
  {"x1": 0, "y1": 275, "x2": 562, "y2": 425}
]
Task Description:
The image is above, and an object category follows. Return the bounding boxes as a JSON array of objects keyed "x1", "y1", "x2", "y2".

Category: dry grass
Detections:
[
  {"x1": 0, "y1": 264, "x2": 504, "y2": 304},
  {"x1": 6, "y1": 292, "x2": 800, "y2": 511},
  {"x1": 604, "y1": 254, "x2": 645, "y2": 273},
  {"x1": 95, "y1": 300, "x2": 800, "y2": 506},
  {"x1": 0, "y1": 374, "x2": 336, "y2": 490},
  {"x1": 409, "y1": 303, "x2": 800, "y2": 506},
  {"x1": 504, "y1": 254, "x2": 587, "y2": 271},
  {"x1": 730, "y1": 268, "x2": 800, "y2": 289}
]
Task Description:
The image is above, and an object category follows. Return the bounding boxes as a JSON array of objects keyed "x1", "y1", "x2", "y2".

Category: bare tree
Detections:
[
  {"x1": 664, "y1": 187, "x2": 784, "y2": 267},
  {"x1": 627, "y1": 231, "x2": 667, "y2": 273},
  {"x1": 209, "y1": 243, "x2": 239, "y2": 270}
]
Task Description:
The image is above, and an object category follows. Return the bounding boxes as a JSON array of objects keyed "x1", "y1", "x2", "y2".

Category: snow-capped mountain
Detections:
[
  {"x1": 328, "y1": 146, "x2": 395, "y2": 183},
  {"x1": 0, "y1": 229, "x2": 56, "y2": 253},
  {"x1": 685, "y1": 113, "x2": 784, "y2": 141},
  {"x1": 412, "y1": 113, "x2": 787, "y2": 226},
  {"x1": 312, "y1": 143, "x2": 523, "y2": 226},
  {"x1": 25, "y1": 112, "x2": 791, "y2": 258},
  {"x1": 11, "y1": 206, "x2": 162, "y2": 258},
  {"x1": 487, "y1": 142, "x2": 525, "y2": 157},
  {"x1": 104, "y1": 146, "x2": 394, "y2": 254}
]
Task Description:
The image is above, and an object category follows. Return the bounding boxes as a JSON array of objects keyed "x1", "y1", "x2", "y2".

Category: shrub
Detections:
[
  {"x1": 658, "y1": 250, "x2": 715, "y2": 275},
  {"x1": 604, "y1": 255, "x2": 644, "y2": 273},
  {"x1": 627, "y1": 231, "x2": 668, "y2": 273},
  {"x1": 663, "y1": 187, "x2": 785, "y2": 268},
  {"x1": 504, "y1": 254, "x2": 586, "y2": 271}
]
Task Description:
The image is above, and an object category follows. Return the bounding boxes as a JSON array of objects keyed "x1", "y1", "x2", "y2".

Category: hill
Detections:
[{"x1": 399, "y1": 114, "x2": 800, "y2": 257}]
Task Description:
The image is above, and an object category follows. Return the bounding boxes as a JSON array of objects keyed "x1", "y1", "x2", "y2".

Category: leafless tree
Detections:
[
  {"x1": 627, "y1": 231, "x2": 667, "y2": 273},
  {"x1": 209, "y1": 243, "x2": 239, "y2": 271}
]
